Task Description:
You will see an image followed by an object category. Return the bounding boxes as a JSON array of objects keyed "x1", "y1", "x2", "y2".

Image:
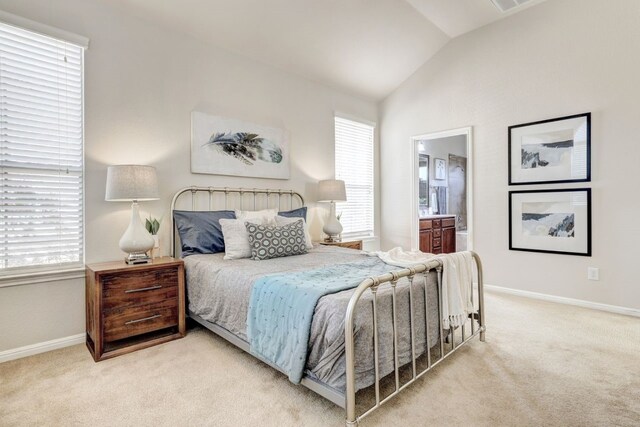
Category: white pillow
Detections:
[
  {"x1": 235, "y1": 208, "x2": 277, "y2": 225},
  {"x1": 275, "y1": 215, "x2": 313, "y2": 249},
  {"x1": 220, "y1": 218, "x2": 263, "y2": 260}
]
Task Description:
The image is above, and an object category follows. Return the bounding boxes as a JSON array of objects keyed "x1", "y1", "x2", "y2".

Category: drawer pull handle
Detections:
[
  {"x1": 125, "y1": 314, "x2": 162, "y2": 325},
  {"x1": 124, "y1": 285, "x2": 162, "y2": 294}
]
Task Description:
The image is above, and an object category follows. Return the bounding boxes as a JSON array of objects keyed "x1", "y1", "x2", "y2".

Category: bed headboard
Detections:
[{"x1": 170, "y1": 186, "x2": 305, "y2": 257}]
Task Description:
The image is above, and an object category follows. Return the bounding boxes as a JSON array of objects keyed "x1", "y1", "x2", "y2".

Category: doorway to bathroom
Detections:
[{"x1": 410, "y1": 127, "x2": 473, "y2": 252}]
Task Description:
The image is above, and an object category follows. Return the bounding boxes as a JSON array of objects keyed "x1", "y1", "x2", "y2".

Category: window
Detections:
[
  {"x1": 335, "y1": 116, "x2": 375, "y2": 238},
  {"x1": 0, "y1": 20, "x2": 85, "y2": 274}
]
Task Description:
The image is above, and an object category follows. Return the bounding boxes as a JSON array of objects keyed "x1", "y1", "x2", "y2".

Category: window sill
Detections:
[
  {"x1": 0, "y1": 267, "x2": 86, "y2": 289},
  {"x1": 342, "y1": 235, "x2": 378, "y2": 242}
]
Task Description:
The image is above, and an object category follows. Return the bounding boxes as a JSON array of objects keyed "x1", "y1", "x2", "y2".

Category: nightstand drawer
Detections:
[
  {"x1": 102, "y1": 268, "x2": 179, "y2": 310},
  {"x1": 102, "y1": 267, "x2": 178, "y2": 292},
  {"x1": 103, "y1": 299, "x2": 178, "y2": 342}
]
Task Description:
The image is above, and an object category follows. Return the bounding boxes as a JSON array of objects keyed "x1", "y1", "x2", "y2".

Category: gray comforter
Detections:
[{"x1": 184, "y1": 245, "x2": 441, "y2": 393}]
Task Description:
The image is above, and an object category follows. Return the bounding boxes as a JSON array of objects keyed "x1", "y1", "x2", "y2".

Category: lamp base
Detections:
[
  {"x1": 124, "y1": 252, "x2": 152, "y2": 265},
  {"x1": 322, "y1": 201, "x2": 343, "y2": 244},
  {"x1": 119, "y1": 201, "x2": 155, "y2": 265}
]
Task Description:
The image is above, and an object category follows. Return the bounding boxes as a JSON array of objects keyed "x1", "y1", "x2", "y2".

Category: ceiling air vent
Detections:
[{"x1": 490, "y1": 0, "x2": 533, "y2": 13}]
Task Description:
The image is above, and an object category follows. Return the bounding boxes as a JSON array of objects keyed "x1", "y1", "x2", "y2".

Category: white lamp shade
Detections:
[
  {"x1": 105, "y1": 165, "x2": 159, "y2": 201},
  {"x1": 317, "y1": 179, "x2": 347, "y2": 202}
]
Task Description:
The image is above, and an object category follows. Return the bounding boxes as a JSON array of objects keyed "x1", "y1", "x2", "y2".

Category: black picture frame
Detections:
[
  {"x1": 507, "y1": 112, "x2": 591, "y2": 185},
  {"x1": 509, "y1": 188, "x2": 591, "y2": 256}
]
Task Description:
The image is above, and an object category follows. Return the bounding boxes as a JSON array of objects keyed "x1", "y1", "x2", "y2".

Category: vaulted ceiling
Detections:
[{"x1": 109, "y1": 0, "x2": 547, "y2": 100}]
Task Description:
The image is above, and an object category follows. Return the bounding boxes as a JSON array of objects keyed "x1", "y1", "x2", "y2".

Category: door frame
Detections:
[{"x1": 410, "y1": 127, "x2": 474, "y2": 251}]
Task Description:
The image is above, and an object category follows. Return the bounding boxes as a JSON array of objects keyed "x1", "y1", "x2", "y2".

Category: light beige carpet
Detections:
[{"x1": 1, "y1": 291, "x2": 638, "y2": 427}]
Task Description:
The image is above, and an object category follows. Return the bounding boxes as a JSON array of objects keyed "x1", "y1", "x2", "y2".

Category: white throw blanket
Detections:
[{"x1": 369, "y1": 247, "x2": 474, "y2": 329}]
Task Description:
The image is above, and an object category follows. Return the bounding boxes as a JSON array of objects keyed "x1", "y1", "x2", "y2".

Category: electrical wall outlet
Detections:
[{"x1": 587, "y1": 267, "x2": 599, "y2": 281}]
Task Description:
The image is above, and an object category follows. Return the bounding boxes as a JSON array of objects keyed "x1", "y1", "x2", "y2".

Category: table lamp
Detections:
[
  {"x1": 317, "y1": 179, "x2": 347, "y2": 242},
  {"x1": 105, "y1": 165, "x2": 159, "y2": 264}
]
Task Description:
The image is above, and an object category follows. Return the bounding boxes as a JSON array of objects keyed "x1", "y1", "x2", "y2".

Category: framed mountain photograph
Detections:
[
  {"x1": 509, "y1": 189, "x2": 591, "y2": 256},
  {"x1": 508, "y1": 113, "x2": 590, "y2": 185}
]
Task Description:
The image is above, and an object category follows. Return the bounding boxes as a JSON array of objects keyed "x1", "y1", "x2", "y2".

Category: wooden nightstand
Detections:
[
  {"x1": 318, "y1": 239, "x2": 363, "y2": 250},
  {"x1": 85, "y1": 257, "x2": 186, "y2": 362}
]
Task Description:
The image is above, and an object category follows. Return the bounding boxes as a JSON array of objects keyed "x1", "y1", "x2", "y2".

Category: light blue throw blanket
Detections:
[{"x1": 247, "y1": 257, "x2": 395, "y2": 383}]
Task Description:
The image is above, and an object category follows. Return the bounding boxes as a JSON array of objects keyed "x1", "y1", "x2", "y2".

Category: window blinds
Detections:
[
  {"x1": 0, "y1": 21, "x2": 84, "y2": 273},
  {"x1": 335, "y1": 116, "x2": 374, "y2": 238}
]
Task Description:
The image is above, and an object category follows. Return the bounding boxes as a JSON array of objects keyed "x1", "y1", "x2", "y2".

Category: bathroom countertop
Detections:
[{"x1": 419, "y1": 214, "x2": 456, "y2": 219}]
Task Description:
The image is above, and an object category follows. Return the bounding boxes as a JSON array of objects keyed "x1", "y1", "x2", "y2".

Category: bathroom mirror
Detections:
[{"x1": 418, "y1": 154, "x2": 429, "y2": 214}]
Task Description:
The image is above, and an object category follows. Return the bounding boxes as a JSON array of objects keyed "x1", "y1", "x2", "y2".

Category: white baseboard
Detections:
[
  {"x1": 485, "y1": 284, "x2": 640, "y2": 318},
  {"x1": 0, "y1": 333, "x2": 85, "y2": 364}
]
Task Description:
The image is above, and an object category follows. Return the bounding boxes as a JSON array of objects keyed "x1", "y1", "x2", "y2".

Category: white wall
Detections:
[
  {"x1": 0, "y1": 0, "x2": 378, "y2": 352},
  {"x1": 380, "y1": 0, "x2": 640, "y2": 310}
]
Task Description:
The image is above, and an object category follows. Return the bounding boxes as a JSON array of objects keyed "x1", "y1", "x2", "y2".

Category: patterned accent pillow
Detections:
[
  {"x1": 245, "y1": 220, "x2": 308, "y2": 260},
  {"x1": 275, "y1": 215, "x2": 313, "y2": 249}
]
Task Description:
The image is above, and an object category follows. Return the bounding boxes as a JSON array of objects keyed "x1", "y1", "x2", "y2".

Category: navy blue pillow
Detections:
[
  {"x1": 278, "y1": 207, "x2": 307, "y2": 220},
  {"x1": 173, "y1": 210, "x2": 236, "y2": 257}
]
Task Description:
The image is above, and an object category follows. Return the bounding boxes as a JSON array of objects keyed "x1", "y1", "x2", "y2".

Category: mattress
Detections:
[{"x1": 184, "y1": 244, "x2": 441, "y2": 392}]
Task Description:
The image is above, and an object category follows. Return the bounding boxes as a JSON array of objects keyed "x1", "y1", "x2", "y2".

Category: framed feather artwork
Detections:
[{"x1": 191, "y1": 111, "x2": 290, "y2": 179}]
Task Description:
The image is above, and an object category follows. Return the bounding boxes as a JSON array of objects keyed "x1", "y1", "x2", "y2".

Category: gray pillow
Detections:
[
  {"x1": 173, "y1": 210, "x2": 236, "y2": 256},
  {"x1": 245, "y1": 220, "x2": 308, "y2": 260},
  {"x1": 278, "y1": 206, "x2": 307, "y2": 220}
]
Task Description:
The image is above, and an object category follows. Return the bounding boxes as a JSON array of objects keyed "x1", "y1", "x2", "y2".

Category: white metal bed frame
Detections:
[{"x1": 170, "y1": 186, "x2": 486, "y2": 426}]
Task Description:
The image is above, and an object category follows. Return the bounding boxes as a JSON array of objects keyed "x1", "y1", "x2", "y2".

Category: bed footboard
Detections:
[{"x1": 344, "y1": 252, "x2": 485, "y2": 426}]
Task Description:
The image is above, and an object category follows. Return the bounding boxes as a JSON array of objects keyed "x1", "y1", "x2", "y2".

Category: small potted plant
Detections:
[{"x1": 145, "y1": 216, "x2": 161, "y2": 258}]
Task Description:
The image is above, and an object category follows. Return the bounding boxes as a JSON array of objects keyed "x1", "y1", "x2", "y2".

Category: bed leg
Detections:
[{"x1": 471, "y1": 251, "x2": 486, "y2": 343}]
